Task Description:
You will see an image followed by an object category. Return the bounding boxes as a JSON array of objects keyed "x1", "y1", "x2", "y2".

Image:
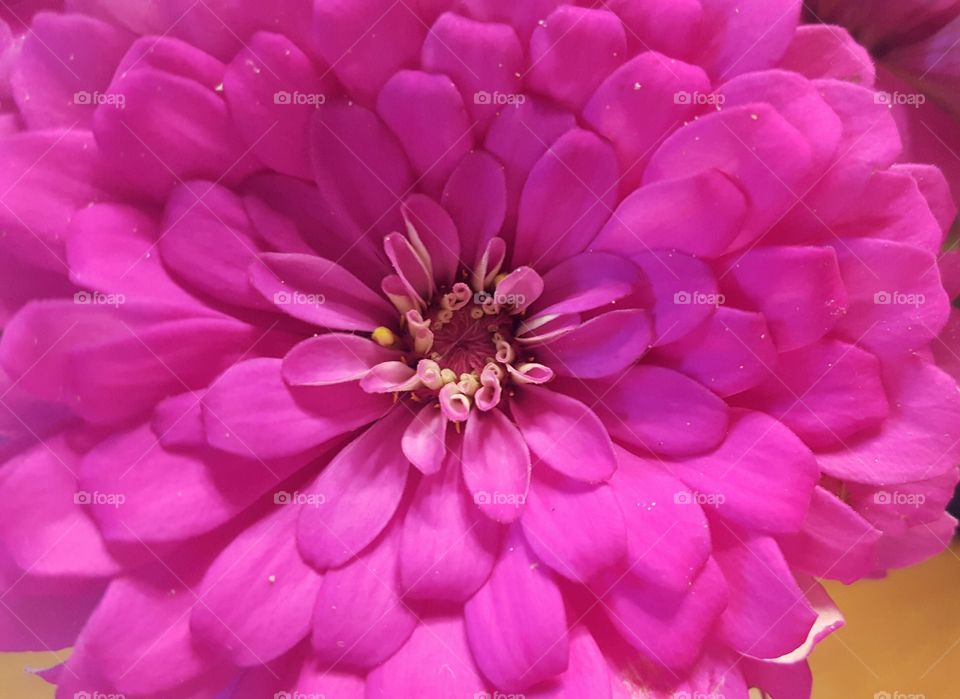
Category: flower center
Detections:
[
  {"x1": 424, "y1": 284, "x2": 517, "y2": 374},
  {"x1": 369, "y1": 230, "x2": 552, "y2": 421}
]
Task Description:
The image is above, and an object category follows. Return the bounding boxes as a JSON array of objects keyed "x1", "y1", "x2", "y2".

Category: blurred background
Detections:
[{"x1": 2, "y1": 539, "x2": 958, "y2": 697}]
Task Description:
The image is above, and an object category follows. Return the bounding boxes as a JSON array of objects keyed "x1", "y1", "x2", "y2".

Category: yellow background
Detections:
[{"x1": 3, "y1": 542, "x2": 958, "y2": 697}]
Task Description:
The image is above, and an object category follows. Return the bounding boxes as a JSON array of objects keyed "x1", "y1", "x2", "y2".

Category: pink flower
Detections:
[{"x1": 0, "y1": 2, "x2": 958, "y2": 698}]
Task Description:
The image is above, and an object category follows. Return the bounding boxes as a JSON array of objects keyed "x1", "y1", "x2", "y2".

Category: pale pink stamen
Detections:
[{"x1": 438, "y1": 382, "x2": 471, "y2": 422}]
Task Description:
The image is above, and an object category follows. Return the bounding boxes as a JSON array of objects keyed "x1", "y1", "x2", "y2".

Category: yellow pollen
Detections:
[
  {"x1": 493, "y1": 272, "x2": 509, "y2": 286},
  {"x1": 440, "y1": 368, "x2": 458, "y2": 384},
  {"x1": 372, "y1": 326, "x2": 397, "y2": 347},
  {"x1": 470, "y1": 307, "x2": 484, "y2": 320}
]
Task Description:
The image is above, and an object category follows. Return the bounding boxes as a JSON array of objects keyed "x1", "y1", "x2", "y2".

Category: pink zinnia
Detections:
[{"x1": 0, "y1": 1, "x2": 958, "y2": 698}]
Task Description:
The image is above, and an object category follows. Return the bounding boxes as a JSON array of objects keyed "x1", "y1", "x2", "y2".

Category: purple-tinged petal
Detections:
[
  {"x1": 462, "y1": 408, "x2": 531, "y2": 523},
  {"x1": 536, "y1": 310, "x2": 651, "y2": 379},
  {"x1": 203, "y1": 358, "x2": 389, "y2": 459},
  {"x1": 521, "y1": 469, "x2": 627, "y2": 583},
  {"x1": 191, "y1": 505, "x2": 321, "y2": 665},
  {"x1": 312, "y1": 524, "x2": 417, "y2": 670},
  {"x1": 251, "y1": 252, "x2": 396, "y2": 331},
  {"x1": 283, "y1": 334, "x2": 398, "y2": 387},
  {"x1": 400, "y1": 440, "x2": 501, "y2": 602},
  {"x1": 298, "y1": 407, "x2": 411, "y2": 569},
  {"x1": 511, "y1": 384, "x2": 617, "y2": 482},
  {"x1": 465, "y1": 527, "x2": 569, "y2": 690}
]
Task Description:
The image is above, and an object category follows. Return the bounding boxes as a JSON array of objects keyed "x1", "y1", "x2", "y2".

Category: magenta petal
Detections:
[
  {"x1": 191, "y1": 505, "x2": 321, "y2": 666},
  {"x1": 383, "y1": 231, "x2": 433, "y2": 303},
  {"x1": 79, "y1": 423, "x2": 315, "y2": 543},
  {"x1": 777, "y1": 486, "x2": 882, "y2": 584},
  {"x1": 223, "y1": 31, "x2": 330, "y2": 179},
  {"x1": 67, "y1": 314, "x2": 259, "y2": 425},
  {"x1": 742, "y1": 658, "x2": 813, "y2": 699},
  {"x1": 600, "y1": 559, "x2": 728, "y2": 671},
  {"x1": 521, "y1": 469, "x2": 627, "y2": 583},
  {"x1": 66, "y1": 575, "x2": 230, "y2": 696},
  {"x1": 779, "y1": 24, "x2": 875, "y2": 86},
  {"x1": 593, "y1": 170, "x2": 746, "y2": 258},
  {"x1": 310, "y1": 101, "x2": 412, "y2": 235},
  {"x1": 312, "y1": 524, "x2": 417, "y2": 670},
  {"x1": 0, "y1": 438, "x2": 117, "y2": 579},
  {"x1": 713, "y1": 530, "x2": 817, "y2": 659},
  {"x1": 365, "y1": 617, "x2": 488, "y2": 697},
  {"x1": 250, "y1": 252, "x2": 396, "y2": 331},
  {"x1": 695, "y1": 0, "x2": 801, "y2": 80},
  {"x1": 203, "y1": 358, "x2": 389, "y2": 459},
  {"x1": 377, "y1": 69, "x2": 473, "y2": 191},
  {"x1": 401, "y1": 402, "x2": 448, "y2": 475},
  {"x1": 462, "y1": 408, "x2": 531, "y2": 523},
  {"x1": 67, "y1": 203, "x2": 198, "y2": 307},
  {"x1": 512, "y1": 128, "x2": 619, "y2": 270},
  {"x1": 441, "y1": 151, "x2": 507, "y2": 266},
  {"x1": 465, "y1": 527, "x2": 569, "y2": 690},
  {"x1": 666, "y1": 410, "x2": 819, "y2": 534},
  {"x1": 313, "y1": 0, "x2": 424, "y2": 101},
  {"x1": 583, "y1": 52, "x2": 710, "y2": 190},
  {"x1": 95, "y1": 40, "x2": 253, "y2": 200},
  {"x1": 511, "y1": 384, "x2": 617, "y2": 482},
  {"x1": 832, "y1": 238, "x2": 950, "y2": 356},
  {"x1": 717, "y1": 69, "x2": 842, "y2": 173},
  {"x1": 298, "y1": 408, "x2": 411, "y2": 569},
  {"x1": 527, "y1": 626, "x2": 611, "y2": 699},
  {"x1": 719, "y1": 245, "x2": 848, "y2": 352},
  {"x1": 536, "y1": 309, "x2": 652, "y2": 379},
  {"x1": 422, "y1": 11, "x2": 524, "y2": 134},
  {"x1": 527, "y1": 6, "x2": 626, "y2": 111},
  {"x1": 402, "y1": 194, "x2": 461, "y2": 288},
  {"x1": 484, "y1": 96, "x2": 575, "y2": 230},
  {"x1": 160, "y1": 181, "x2": 271, "y2": 310},
  {"x1": 740, "y1": 339, "x2": 889, "y2": 450},
  {"x1": 586, "y1": 365, "x2": 729, "y2": 456},
  {"x1": 293, "y1": 664, "x2": 365, "y2": 698},
  {"x1": 529, "y1": 252, "x2": 641, "y2": 318},
  {"x1": 654, "y1": 307, "x2": 778, "y2": 397},
  {"x1": 151, "y1": 391, "x2": 207, "y2": 449},
  {"x1": 836, "y1": 168, "x2": 945, "y2": 255},
  {"x1": 12, "y1": 12, "x2": 133, "y2": 129},
  {"x1": 611, "y1": 446, "x2": 711, "y2": 594},
  {"x1": 816, "y1": 358, "x2": 960, "y2": 484},
  {"x1": 400, "y1": 443, "x2": 501, "y2": 601},
  {"x1": 0, "y1": 130, "x2": 112, "y2": 271},
  {"x1": 283, "y1": 334, "x2": 398, "y2": 386},
  {"x1": 645, "y1": 105, "x2": 814, "y2": 248}
]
